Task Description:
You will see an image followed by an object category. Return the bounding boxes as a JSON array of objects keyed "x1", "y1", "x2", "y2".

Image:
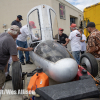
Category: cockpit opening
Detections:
[{"x1": 34, "y1": 40, "x2": 71, "y2": 62}]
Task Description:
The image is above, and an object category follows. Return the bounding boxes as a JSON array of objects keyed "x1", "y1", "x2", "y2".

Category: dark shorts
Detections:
[{"x1": 0, "y1": 70, "x2": 5, "y2": 88}]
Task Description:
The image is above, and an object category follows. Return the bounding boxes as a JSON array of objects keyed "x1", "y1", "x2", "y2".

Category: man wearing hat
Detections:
[
  {"x1": 86, "y1": 22, "x2": 100, "y2": 77},
  {"x1": 16, "y1": 21, "x2": 38, "y2": 65},
  {"x1": 0, "y1": 25, "x2": 20, "y2": 89},
  {"x1": 57, "y1": 28, "x2": 68, "y2": 47},
  {"x1": 11, "y1": 15, "x2": 23, "y2": 28},
  {"x1": 86, "y1": 22, "x2": 100, "y2": 57},
  {"x1": 66, "y1": 23, "x2": 81, "y2": 64}
]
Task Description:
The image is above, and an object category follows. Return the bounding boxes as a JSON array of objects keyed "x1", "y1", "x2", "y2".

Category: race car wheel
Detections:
[
  {"x1": 12, "y1": 61, "x2": 23, "y2": 93},
  {"x1": 80, "y1": 53, "x2": 98, "y2": 77}
]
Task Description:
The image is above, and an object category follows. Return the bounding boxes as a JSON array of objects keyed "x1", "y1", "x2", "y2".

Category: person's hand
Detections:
[
  {"x1": 38, "y1": 38, "x2": 41, "y2": 40},
  {"x1": 53, "y1": 39, "x2": 57, "y2": 42},
  {"x1": 27, "y1": 47, "x2": 33, "y2": 51},
  {"x1": 61, "y1": 43, "x2": 64, "y2": 46}
]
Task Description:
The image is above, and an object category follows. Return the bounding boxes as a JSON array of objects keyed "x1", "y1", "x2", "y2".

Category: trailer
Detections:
[{"x1": 83, "y1": 2, "x2": 100, "y2": 38}]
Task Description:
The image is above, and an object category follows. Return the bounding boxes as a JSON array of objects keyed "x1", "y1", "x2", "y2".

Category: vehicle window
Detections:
[
  {"x1": 35, "y1": 40, "x2": 70, "y2": 62},
  {"x1": 28, "y1": 10, "x2": 41, "y2": 41},
  {"x1": 50, "y1": 9, "x2": 58, "y2": 40}
]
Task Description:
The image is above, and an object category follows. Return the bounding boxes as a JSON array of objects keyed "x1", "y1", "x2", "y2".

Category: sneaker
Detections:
[
  {"x1": 5, "y1": 74, "x2": 12, "y2": 82},
  {"x1": 21, "y1": 62, "x2": 25, "y2": 65},
  {"x1": 26, "y1": 61, "x2": 33, "y2": 64}
]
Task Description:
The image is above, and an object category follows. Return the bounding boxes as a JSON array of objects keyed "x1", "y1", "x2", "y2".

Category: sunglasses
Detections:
[{"x1": 18, "y1": 32, "x2": 21, "y2": 35}]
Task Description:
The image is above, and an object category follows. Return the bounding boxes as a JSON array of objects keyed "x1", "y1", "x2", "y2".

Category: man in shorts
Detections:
[{"x1": 0, "y1": 25, "x2": 20, "y2": 88}]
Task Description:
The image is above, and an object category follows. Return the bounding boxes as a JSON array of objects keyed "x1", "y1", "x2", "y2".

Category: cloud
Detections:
[{"x1": 65, "y1": 0, "x2": 100, "y2": 11}]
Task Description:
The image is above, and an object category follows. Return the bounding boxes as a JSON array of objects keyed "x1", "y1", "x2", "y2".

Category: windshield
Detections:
[
  {"x1": 28, "y1": 6, "x2": 59, "y2": 41},
  {"x1": 28, "y1": 9, "x2": 41, "y2": 41},
  {"x1": 35, "y1": 40, "x2": 70, "y2": 62},
  {"x1": 50, "y1": 9, "x2": 58, "y2": 40}
]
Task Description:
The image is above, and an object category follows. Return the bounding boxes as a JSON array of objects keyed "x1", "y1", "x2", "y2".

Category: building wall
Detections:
[
  {"x1": 51, "y1": 0, "x2": 83, "y2": 35},
  {"x1": 0, "y1": 0, "x2": 83, "y2": 35},
  {"x1": 0, "y1": 0, "x2": 52, "y2": 33}
]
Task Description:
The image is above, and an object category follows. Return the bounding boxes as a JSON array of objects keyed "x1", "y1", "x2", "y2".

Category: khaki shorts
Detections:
[{"x1": 0, "y1": 70, "x2": 5, "y2": 88}]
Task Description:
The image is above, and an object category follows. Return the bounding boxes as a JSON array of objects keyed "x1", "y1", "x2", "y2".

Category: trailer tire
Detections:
[
  {"x1": 80, "y1": 53, "x2": 98, "y2": 77},
  {"x1": 12, "y1": 61, "x2": 23, "y2": 93}
]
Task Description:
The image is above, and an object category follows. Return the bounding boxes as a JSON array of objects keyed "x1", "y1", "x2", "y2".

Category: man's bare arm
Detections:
[
  {"x1": 87, "y1": 46, "x2": 99, "y2": 53},
  {"x1": 80, "y1": 40, "x2": 85, "y2": 42},
  {"x1": 12, "y1": 55, "x2": 19, "y2": 62},
  {"x1": 17, "y1": 47, "x2": 33, "y2": 51},
  {"x1": 62, "y1": 38, "x2": 70, "y2": 46}
]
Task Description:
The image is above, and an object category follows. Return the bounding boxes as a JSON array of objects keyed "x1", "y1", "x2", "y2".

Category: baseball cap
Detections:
[
  {"x1": 59, "y1": 28, "x2": 64, "y2": 31},
  {"x1": 70, "y1": 23, "x2": 77, "y2": 27},
  {"x1": 17, "y1": 15, "x2": 23, "y2": 20},
  {"x1": 29, "y1": 21, "x2": 36, "y2": 28},
  {"x1": 86, "y1": 22, "x2": 95, "y2": 28},
  {"x1": 9, "y1": 25, "x2": 20, "y2": 34}
]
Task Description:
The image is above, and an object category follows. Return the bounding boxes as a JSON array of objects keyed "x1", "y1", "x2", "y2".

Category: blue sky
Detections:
[{"x1": 65, "y1": 0, "x2": 100, "y2": 11}]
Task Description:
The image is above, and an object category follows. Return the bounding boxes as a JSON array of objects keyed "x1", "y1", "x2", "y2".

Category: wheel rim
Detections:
[{"x1": 80, "y1": 57, "x2": 91, "y2": 74}]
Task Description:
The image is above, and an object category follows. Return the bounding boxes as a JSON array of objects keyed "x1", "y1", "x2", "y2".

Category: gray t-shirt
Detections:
[
  {"x1": 11, "y1": 20, "x2": 22, "y2": 28},
  {"x1": 0, "y1": 32, "x2": 17, "y2": 70}
]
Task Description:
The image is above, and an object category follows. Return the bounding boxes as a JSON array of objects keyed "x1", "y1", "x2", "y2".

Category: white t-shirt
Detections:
[
  {"x1": 69, "y1": 30, "x2": 81, "y2": 51},
  {"x1": 81, "y1": 34, "x2": 86, "y2": 51},
  {"x1": 17, "y1": 25, "x2": 38, "y2": 41},
  {"x1": 8, "y1": 57, "x2": 12, "y2": 64}
]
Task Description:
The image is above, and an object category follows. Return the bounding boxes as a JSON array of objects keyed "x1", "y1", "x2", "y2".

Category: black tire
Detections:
[
  {"x1": 80, "y1": 53, "x2": 98, "y2": 77},
  {"x1": 12, "y1": 61, "x2": 23, "y2": 93}
]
